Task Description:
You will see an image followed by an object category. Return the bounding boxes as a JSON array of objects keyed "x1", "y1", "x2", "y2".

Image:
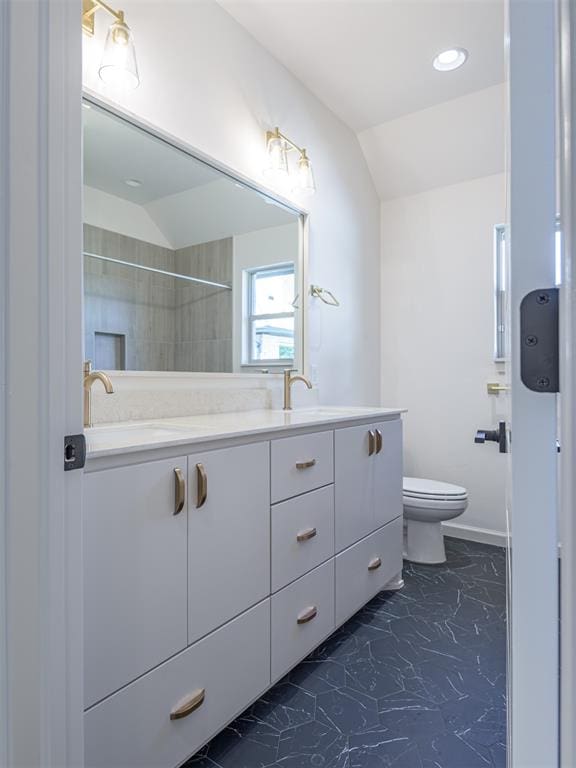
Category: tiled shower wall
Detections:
[
  {"x1": 175, "y1": 239, "x2": 233, "y2": 372},
  {"x1": 84, "y1": 224, "x2": 233, "y2": 372}
]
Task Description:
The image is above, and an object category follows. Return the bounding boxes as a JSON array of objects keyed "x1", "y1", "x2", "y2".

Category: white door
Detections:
[
  {"x1": 558, "y1": 1, "x2": 576, "y2": 764},
  {"x1": 1, "y1": 0, "x2": 84, "y2": 765},
  {"x1": 508, "y1": 1, "x2": 559, "y2": 765}
]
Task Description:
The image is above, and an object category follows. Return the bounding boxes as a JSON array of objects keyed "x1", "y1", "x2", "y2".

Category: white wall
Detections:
[
  {"x1": 232, "y1": 222, "x2": 300, "y2": 372},
  {"x1": 82, "y1": 0, "x2": 381, "y2": 405},
  {"x1": 381, "y1": 173, "x2": 507, "y2": 537}
]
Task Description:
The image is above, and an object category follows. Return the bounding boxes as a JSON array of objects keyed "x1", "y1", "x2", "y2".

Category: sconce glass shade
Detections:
[
  {"x1": 295, "y1": 153, "x2": 316, "y2": 196},
  {"x1": 98, "y1": 17, "x2": 140, "y2": 89},
  {"x1": 264, "y1": 133, "x2": 289, "y2": 181}
]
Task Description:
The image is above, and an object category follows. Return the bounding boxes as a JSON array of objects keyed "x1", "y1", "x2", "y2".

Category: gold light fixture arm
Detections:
[
  {"x1": 266, "y1": 127, "x2": 308, "y2": 159},
  {"x1": 82, "y1": 0, "x2": 124, "y2": 36}
]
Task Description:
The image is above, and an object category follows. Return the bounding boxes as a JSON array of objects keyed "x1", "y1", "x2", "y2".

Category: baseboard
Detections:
[{"x1": 442, "y1": 521, "x2": 509, "y2": 548}]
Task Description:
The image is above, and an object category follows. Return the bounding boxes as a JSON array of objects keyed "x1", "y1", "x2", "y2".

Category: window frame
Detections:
[
  {"x1": 494, "y1": 224, "x2": 508, "y2": 362},
  {"x1": 245, "y1": 263, "x2": 296, "y2": 366}
]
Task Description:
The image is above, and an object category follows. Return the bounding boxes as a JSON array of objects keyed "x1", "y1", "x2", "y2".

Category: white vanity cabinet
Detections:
[
  {"x1": 187, "y1": 442, "x2": 270, "y2": 643},
  {"x1": 84, "y1": 457, "x2": 189, "y2": 709},
  {"x1": 335, "y1": 419, "x2": 403, "y2": 552},
  {"x1": 83, "y1": 411, "x2": 404, "y2": 768}
]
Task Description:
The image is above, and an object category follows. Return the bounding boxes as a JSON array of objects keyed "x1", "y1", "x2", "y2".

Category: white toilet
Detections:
[{"x1": 403, "y1": 477, "x2": 469, "y2": 564}]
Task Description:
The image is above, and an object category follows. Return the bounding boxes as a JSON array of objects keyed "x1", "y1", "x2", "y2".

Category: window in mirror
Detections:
[{"x1": 246, "y1": 265, "x2": 295, "y2": 364}]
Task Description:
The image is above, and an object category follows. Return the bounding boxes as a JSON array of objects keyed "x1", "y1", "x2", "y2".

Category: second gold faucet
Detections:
[{"x1": 283, "y1": 369, "x2": 312, "y2": 411}]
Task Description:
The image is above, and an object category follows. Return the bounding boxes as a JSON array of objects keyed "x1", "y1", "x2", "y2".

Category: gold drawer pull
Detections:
[
  {"x1": 297, "y1": 527, "x2": 317, "y2": 543},
  {"x1": 368, "y1": 430, "x2": 375, "y2": 456},
  {"x1": 375, "y1": 430, "x2": 383, "y2": 454},
  {"x1": 174, "y1": 468, "x2": 185, "y2": 515},
  {"x1": 296, "y1": 459, "x2": 316, "y2": 470},
  {"x1": 368, "y1": 557, "x2": 382, "y2": 571},
  {"x1": 297, "y1": 606, "x2": 318, "y2": 624},
  {"x1": 170, "y1": 688, "x2": 206, "y2": 720},
  {"x1": 196, "y1": 463, "x2": 207, "y2": 508}
]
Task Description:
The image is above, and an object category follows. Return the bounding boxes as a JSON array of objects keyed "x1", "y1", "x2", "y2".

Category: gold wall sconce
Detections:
[
  {"x1": 82, "y1": 0, "x2": 140, "y2": 89},
  {"x1": 264, "y1": 127, "x2": 316, "y2": 196}
]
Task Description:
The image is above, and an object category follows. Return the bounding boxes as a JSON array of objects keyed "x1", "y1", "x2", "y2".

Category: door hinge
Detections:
[
  {"x1": 520, "y1": 287, "x2": 559, "y2": 393},
  {"x1": 64, "y1": 433, "x2": 86, "y2": 471}
]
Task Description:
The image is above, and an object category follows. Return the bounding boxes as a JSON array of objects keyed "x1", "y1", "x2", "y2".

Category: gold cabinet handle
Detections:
[
  {"x1": 296, "y1": 527, "x2": 317, "y2": 543},
  {"x1": 375, "y1": 430, "x2": 383, "y2": 454},
  {"x1": 368, "y1": 430, "x2": 375, "y2": 456},
  {"x1": 170, "y1": 688, "x2": 206, "y2": 720},
  {"x1": 297, "y1": 606, "x2": 318, "y2": 625},
  {"x1": 296, "y1": 459, "x2": 316, "y2": 470},
  {"x1": 368, "y1": 557, "x2": 382, "y2": 571},
  {"x1": 196, "y1": 463, "x2": 207, "y2": 508},
  {"x1": 174, "y1": 468, "x2": 185, "y2": 516}
]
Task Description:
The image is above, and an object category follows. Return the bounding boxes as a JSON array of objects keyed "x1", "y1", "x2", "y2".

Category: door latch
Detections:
[
  {"x1": 475, "y1": 421, "x2": 508, "y2": 453},
  {"x1": 64, "y1": 433, "x2": 86, "y2": 471},
  {"x1": 520, "y1": 288, "x2": 559, "y2": 393}
]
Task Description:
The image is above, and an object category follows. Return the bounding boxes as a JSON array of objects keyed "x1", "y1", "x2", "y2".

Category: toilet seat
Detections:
[{"x1": 403, "y1": 477, "x2": 468, "y2": 502}]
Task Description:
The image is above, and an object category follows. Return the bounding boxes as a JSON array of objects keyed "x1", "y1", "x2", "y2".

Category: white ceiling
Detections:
[
  {"x1": 83, "y1": 104, "x2": 298, "y2": 247},
  {"x1": 216, "y1": 0, "x2": 505, "y2": 132},
  {"x1": 83, "y1": 106, "x2": 220, "y2": 204},
  {"x1": 359, "y1": 83, "x2": 505, "y2": 200}
]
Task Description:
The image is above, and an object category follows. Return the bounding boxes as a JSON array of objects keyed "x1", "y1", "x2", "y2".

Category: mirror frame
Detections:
[{"x1": 82, "y1": 91, "x2": 309, "y2": 377}]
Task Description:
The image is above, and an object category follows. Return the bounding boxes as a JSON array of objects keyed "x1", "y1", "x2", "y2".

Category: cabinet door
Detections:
[
  {"x1": 373, "y1": 419, "x2": 403, "y2": 528},
  {"x1": 335, "y1": 424, "x2": 375, "y2": 552},
  {"x1": 84, "y1": 457, "x2": 188, "y2": 709},
  {"x1": 188, "y1": 442, "x2": 270, "y2": 644}
]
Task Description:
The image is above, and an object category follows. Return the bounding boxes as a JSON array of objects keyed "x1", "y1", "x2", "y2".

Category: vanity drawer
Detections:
[
  {"x1": 271, "y1": 430, "x2": 334, "y2": 503},
  {"x1": 271, "y1": 485, "x2": 335, "y2": 592},
  {"x1": 335, "y1": 517, "x2": 403, "y2": 626},
  {"x1": 271, "y1": 559, "x2": 335, "y2": 683},
  {"x1": 85, "y1": 599, "x2": 271, "y2": 768}
]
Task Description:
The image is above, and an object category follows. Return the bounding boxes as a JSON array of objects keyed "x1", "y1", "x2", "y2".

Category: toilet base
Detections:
[{"x1": 404, "y1": 519, "x2": 447, "y2": 564}]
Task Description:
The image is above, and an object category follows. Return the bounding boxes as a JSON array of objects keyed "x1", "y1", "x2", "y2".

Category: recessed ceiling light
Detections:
[
  {"x1": 82, "y1": 103, "x2": 91, "y2": 110},
  {"x1": 124, "y1": 178, "x2": 142, "y2": 187},
  {"x1": 433, "y1": 48, "x2": 468, "y2": 72}
]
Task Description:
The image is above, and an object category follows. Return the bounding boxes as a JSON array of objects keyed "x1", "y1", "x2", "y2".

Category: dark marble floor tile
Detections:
[{"x1": 184, "y1": 538, "x2": 507, "y2": 768}]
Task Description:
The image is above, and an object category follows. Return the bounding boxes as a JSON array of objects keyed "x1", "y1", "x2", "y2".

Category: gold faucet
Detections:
[
  {"x1": 283, "y1": 369, "x2": 312, "y2": 411},
  {"x1": 83, "y1": 360, "x2": 114, "y2": 428}
]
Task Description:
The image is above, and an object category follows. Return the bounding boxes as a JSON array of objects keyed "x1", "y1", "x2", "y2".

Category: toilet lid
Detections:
[{"x1": 403, "y1": 476, "x2": 468, "y2": 501}]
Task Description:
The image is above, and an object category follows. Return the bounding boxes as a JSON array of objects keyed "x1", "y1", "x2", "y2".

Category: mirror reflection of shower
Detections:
[{"x1": 82, "y1": 101, "x2": 304, "y2": 374}]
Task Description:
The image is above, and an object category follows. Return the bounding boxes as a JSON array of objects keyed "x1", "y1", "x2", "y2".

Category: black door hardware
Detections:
[
  {"x1": 64, "y1": 433, "x2": 86, "y2": 471},
  {"x1": 475, "y1": 421, "x2": 508, "y2": 453},
  {"x1": 520, "y1": 287, "x2": 559, "y2": 393}
]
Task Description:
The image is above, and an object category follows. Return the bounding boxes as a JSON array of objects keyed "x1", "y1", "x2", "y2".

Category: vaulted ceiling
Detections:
[
  {"x1": 216, "y1": 0, "x2": 506, "y2": 199},
  {"x1": 216, "y1": 0, "x2": 505, "y2": 133}
]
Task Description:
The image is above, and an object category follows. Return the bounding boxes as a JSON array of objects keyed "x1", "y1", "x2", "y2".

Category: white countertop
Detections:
[{"x1": 86, "y1": 406, "x2": 405, "y2": 459}]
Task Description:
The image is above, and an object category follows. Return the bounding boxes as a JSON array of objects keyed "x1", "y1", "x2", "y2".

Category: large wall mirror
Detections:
[{"x1": 82, "y1": 98, "x2": 306, "y2": 374}]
